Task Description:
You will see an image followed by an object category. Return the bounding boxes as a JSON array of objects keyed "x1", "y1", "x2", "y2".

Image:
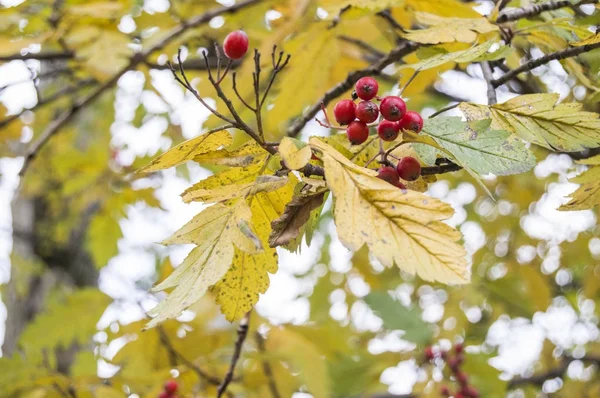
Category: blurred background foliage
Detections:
[{"x1": 0, "y1": 0, "x2": 600, "y2": 397}]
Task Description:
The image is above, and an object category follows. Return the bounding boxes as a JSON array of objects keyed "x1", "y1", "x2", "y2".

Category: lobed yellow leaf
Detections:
[
  {"x1": 560, "y1": 166, "x2": 600, "y2": 211},
  {"x1": 182, "y1": 175, "x2": 289, "y2": 203},
  {"x1": 279, "y1": 137, "x2": 313, "y2": 170},
  {"x1": 310, "y1": 138, "x2": 469, "y2": 284},
  {"x1": 137, "y1": 129, "x2": 232, "y2": 173},
  {"x1": 193, "y1": 140, "x2": 268, "y2": 167},
  {"x1": 147, "y1": 201, "x2": 261, "y2": 327},
  {"x1": 403, "y1": 12, "x2": 498, "y2": 44},
  {"x1": 459, "y1": 94, "x2": 600, "y2": 152},
  {"x1": 214, "y1": 178, "x2": 296, "y2": 321}
]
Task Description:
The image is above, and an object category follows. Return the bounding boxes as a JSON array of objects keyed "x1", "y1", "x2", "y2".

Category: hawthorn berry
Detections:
[
  {"x1": 355, "y1": 77, "x2": 379, "y2": 100},
  {"x1": 380, "y1": 96, "x2": 406, "y2": 121},
  {"x1": 424, "y1": 346, "x2": 435, "y2": 361},
  {"x1": 440, "y1": 386, "x2": 450, "y2": 397},
  {"x1": 396, "y1": 156, "x2": 421, "y2": 181},
  {"x1": 457, "y1": 371, "x2": 468, "y2": 386},
  {"x1": 356, "y1": 101, "x2": 379, "y2": 123},
  {"x1": 398, "y1": 111, "x2": 424, "y2": 133},
  {"x1": 396, "y1": 181, "x2": 407, "y2": 190},
  {"x1": 164, "y1": 380, "x2": 178, "y2": 394},
  {"x1": 377, "y1": 120, "x2": 400, "y2": 141},
  {"x1": 455, "y1": 393, "x2": 466, "y2": 398},
  {"x1": 334, "y1": 99, "x2": 357, "y2": 125},
  {"x1": 377, "y1": 167, "x2": 400, "y2": 186},
  {"x1": 456, "y1": 353, "x2": 465, "y2": 365},
  {"x1": 454, "y1": 343, "x2": 464, "y2": 354},
  {"x1": 440, "y1": 350, "x2": 448, "y2": 360},
  {"x1": 346, "y1": 121, "x2": 369, "y2": 145},
  {"x1": 464, "y1": 386, "x2": 479, "y2": 398},
  {"x1": 448, "y1": 357, "x2": 460, "y2": 372},
  {"x1": 223, "y1": 30, "x2": 249, "y2": 59}
]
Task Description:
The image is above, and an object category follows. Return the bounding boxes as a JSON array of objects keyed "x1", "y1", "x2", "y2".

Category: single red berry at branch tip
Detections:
[
  {"x1": 377, "y1": 120, "x2": 400, "y2": 141},
  {"x1": 356, "y1": 100, "x2": 380, "y2": 123},
  {"x1": 164, "y1": 379, "x2": 178, "y2": 394},
  {"x1": 380, "y1": 96, "x2": 407, "y2": 121},
  {"x1": 355, "y1": 77, "x2": 379, "y2": 100},
  {"x1": 334, "y1": 99, "x2": 357, "y2": 125},
  {"x1": 346, "y1": 120, "x2": 369, "y2": 145},
  {"x1": 396, "y1": 156, "x2": 421, "y2": 181},
  {"x1": 398, "y1": 110, "x2": 424, "y2": 133},
  {"x1": 223, "y1": 30, "x2": 249, "y2": 59},
  {"x1": 454, "y1": 343, "x2": 464, "y2": 354},
  {"x1": 377, "y1": 167, "x2": 400, "y2": 186},
  {"x1": 424, "y1": 346, "x2": 435, "y2": 361}
]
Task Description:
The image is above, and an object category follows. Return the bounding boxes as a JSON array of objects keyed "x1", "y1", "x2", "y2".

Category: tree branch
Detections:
[
  {"x1": 480, "y1": 61, "x2": 497, "y2": 105},
  {"x1": 0, "y1": 51, "x2": 74, "y2": 62},
  {"x1": 157, "y1": 325, "x2": 223, "y2": 386},
  {"x1": 0, "y1": 79, "x2": 95, "y2": 130},
  {"x1": 491, "y1": 42, "x2": 600, "y2": 88},
  {"x1": 508, "y1": 354, "x2": 600, "y2": 389},
  {"x1": 338, "y1": 35, "x2": 386, "y2": 59},
  {"x1": 286, "y1": 40, "x2": 421, "y2": 137},
  {"x1": 255, "y1": 332, "x2": 281, "y2": 398},
  {"x1": 16, "y1": 0, "x2": 264, "y2": 181},
  {"x1": 421, "y1": 159, "x2": 462, "y2": 176},
  {"x1": 217, "y1": 312, "x2": 251, "y2": 398},
  {"x1": 496, "y1": 0, "x2": 596, "y2": 23}
]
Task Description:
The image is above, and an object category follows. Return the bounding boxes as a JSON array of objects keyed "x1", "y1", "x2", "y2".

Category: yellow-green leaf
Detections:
[
  {"x1": 310, "y1": 138, "x2": 469, "y2": 284},
  {"x1": 571, "y1": 33, "x2": 600, "y2": 46},
  {"x1": 279, "y1": 137, "x2": 313, "y2": 170},
  {"x1": 137, "y1": 129, "x2": 232, "y2": 173},
  {"x1": 182, "y1": 175, "x2": 289, "y2": 203},
  {"x1": 560, "y1": 166, "x2": 600, "y2": 210},
  {"x1": 400, "y1": 40, "x2": 498, "y2": 71},
  {"x1": 403, "y1": 12, "x2": 498, "y2": 44},
  {"x1": 459, "y1": 94, "x2": 600, "y2": 152},
  {"x1": 193, "y1": 140, "x2": 268, "y2": 167},
  {"x1": 147, "y1": 201, "x2": 261, "y2": 327}
]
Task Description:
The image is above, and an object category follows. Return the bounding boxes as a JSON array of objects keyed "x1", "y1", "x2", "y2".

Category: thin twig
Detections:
[
  {"x1": 0, "y1": 68, "x2": 72, "y2": 95},
  {"x1": 255, "y1": 332, "x2": 281, "y2": 398},
  {"x1": 491, "y1": 42, "x2": 600, "y2": 88},
  {"x1": 329, "y1": 5, "x2": 351, "y2": 29},
  {"x1": 376, "y1": 10, "x2": 406, "y2": 32},
  {"x1": 157, "y1": 325, "x2": 223, "y2": 386},
  {"x1": 398, "y1": 68, "x2": 421, "y2": 96},
  {"x1": 232, "y1": 72, "x2": 256, "y2": 111},
  {"x1": 253, "y1": 50, "x2": 264, "y2": 137},
  {"x1": 480, "y1": 61, "x2": 497, "y2": 105},
  {"x1": 428, "y1": 103, "x2": 460, "y2": 118},
  {"x1": 0, "y1": 51, "x2": 74, "y2": 62},
  {"x1": 286, "y1": 40, "x2": 420, "y2": 137},
  {"x1": 496, "y1": 0, "x2": 596, "y2": 23},
  {"x1": 338, "y1": 35, "x2": 386, "y2": 59},
  {"x1": 508, "y1": 354, "x2": 600, "y2": 388},
  {"x1": 0, "y1": 79, "x2": 95, "y2": 130},
  {"x1": 260, "y1": 46, "x2": 290, "y2": 108},
  {"x1": 217, "y1": 312, "x2": 251, "y2": 398},
  {"x1": 16, "y1": 0, "x2": 264, "y2": 181}
]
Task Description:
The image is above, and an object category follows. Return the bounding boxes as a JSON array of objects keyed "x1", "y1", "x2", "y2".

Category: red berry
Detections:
[
  {"x1": 456, "y1": 353, "x2": 465, "y2": 365},
  {"x1": 455, "y1": 393, "x2": 466, "y2": 398},
  {"x1": 164, "y1": 380, "x2": 178, "y2": 394},
  {"x1": 377, "y1": 167, "x2": 400, "y2": 186},
  {"x1": 398, "y1": 111, "x2": 423, "y2": 133},
  {"x1": 377, "y1": 120, "x2": 400, "y2": 141},
  {"x1": 448, "y1": 357, "x2": 460, "y2": 372},
  {"x1": 380, "y1": 96, "x2": 406, "y2": 121},
  {"x1": 424, "y1": 346, "x2": 435, "y2": 361},
  {"x1": 464, "y1": 386, "x2": 479, "y2": 398},
  {"x1": 223, "y1": 30, "x2": 249, "y2": 59},
  {"x1": 440, "y1": 350, "x2": 448, "y2": 360},
  {"x1": 355, "y1": 77, "x2": 379, "y2": 100},
  {"x1": 159, "y1": 393, "x2": 169, "y2": 398},
  {"x1": 396, "y1": 181, "x2": 407, "y2": 190},
  {"x1": 454, "y1": 343, "x2": 464, "y2": 354},
  {"x1": 457, "y1": 371, "x2": 468, "y2": 385},
  {"x1": 396, "y1": 156, "x2": 421, "y2": 181},
  {"x1": 440, "y1": 386, "x2": 450, "y2": 396},
  {"x1": 346, "y1": 121, "x2": 369, "y2": 145},
  {"x1": 333, "y1": 99, "x2": 357, "y2": 125},
  {"x1": 356, "y1": 101, "x2": 379, "y2": 123}
]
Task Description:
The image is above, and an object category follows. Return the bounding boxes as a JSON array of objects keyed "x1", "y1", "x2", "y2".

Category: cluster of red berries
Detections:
[
  {"x1": 333, "y1": 77, "x2": 424, "y2": 189},
  {"x1": 158, "y1": 380, "x2": 178, "y2": 398},
  {"x1": 424, "y1": 344, "x2": 479, "y2": 398},
  {"x1": 223, "y1": 30, "x2": 249, "y2": 59},
  {"x1": 333, "y1": 76, "x2": 424, "y2": 145}
]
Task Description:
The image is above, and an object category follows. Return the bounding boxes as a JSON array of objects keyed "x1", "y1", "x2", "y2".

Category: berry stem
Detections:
[
  {"x1": 429, "y1": 103, "x2": 460, "y2": 119},
  {"x1": 232, "y1": 72, "x2": 257, "y2": 111},
  {"x1": 383, "y1": 140, "x2": 410, "y2": 162},
  {"x1": 215, "y1": 58, "x2": 233, "y2": 86},
  {"x1": 398, "y1": 67, "x2": 421, "y2": 96}
]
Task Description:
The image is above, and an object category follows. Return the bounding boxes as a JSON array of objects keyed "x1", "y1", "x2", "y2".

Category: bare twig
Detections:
[
  {"x1": 480, "y1": 61, "x2": 497, "y2": 105},
  {"x1": 16, "y1": 0, "x2": 264, "y2": 180},
  {"x1": 338, "y1": 35, "x2": 386, "y2": 59},
  {"x1": 428, "y1": 103, "x2": 460, "y2": 119},
  {"x1": 329, "y1": 5, "x2": 351, "y2": 29},
  {"x1": 0, "y1": 79, "x2": 95, "y2": 130},
  {"x1": 376, "y1": 10, "x2": 406, "y2": 32},
  {"x1": 286, "y1": 40, "x2": 420, "y2": 137},
  {"x1": 0, "y1": 51, "x2": 74, "y2": 62},
  {"x1": 255, "y1": 332, "x2": 281, "y2": 398},
  {"x1": 497, "y1": 0, "x2": 596, "y2": 23},
  {"x1": 492, "y1": 42, "x2": 600, "y2": 88},
  {"x1": 508, "y1": 354, "x2": 600, "y2": 388},
  {"x1": 157, "y1": 325, "x2": 223, "y2": 386},
  {"x1": 261, "y1": 46, "x2": 290, "y2": 108},
  {"x1": 232, "y1": 72, "x2": 257, "y2": 111},
  {"x1": 398, "y1": 68, "x2": 421, "y2": 96},
  {"x1": 0, "y1": 68, "x2": 72, "y2": 95},
  {"x1": 217, "y1": 312, "x2": 251, "y2": 398}
]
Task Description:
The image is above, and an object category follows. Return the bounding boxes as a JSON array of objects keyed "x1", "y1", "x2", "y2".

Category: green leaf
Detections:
[
  {"x1": 364, "y1": 291, "x2": 432, "y2": 345},
  {"x1": 422, "y1": 117, "x2": 536, "y2": 175},
  {"x1": 459, "y1": 94, "x2": 600, "y2": 152}
]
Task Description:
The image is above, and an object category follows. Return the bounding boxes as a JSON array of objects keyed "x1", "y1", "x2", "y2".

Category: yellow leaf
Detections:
[
  {"x1": 459, "y1": 94, "x2": 600, "y2": 152},
  {"x1": 66, "y1": 2, "x2": 124, "y2": 18},
  {"x1": 403, "y1": 12, "x2": 498, "y2": 44},
  {"x1": 267, "y1": 327, "x2": 331, "y2": 398},
  {"x1": 571, "y1": 33, "x2": 600, "y2": 46},
  {"x1": 193, "y1": 140, "x2": 268, "y2": 167},
  {"x1": 560, "y1": 166, "x2": 600, "y2": 210},
  {"x1": 309, "y1": 138, "x2": 469, "y2": 284},
  {"x1": 147, "y1": 201, "x2": 262, "y2": 327},
  {"x1": 137, "y1": 129, "x2": 232, "y2": 173},
  {"x1": 182, "y1": 175, "x2": 289, "y2": 203},
  {"x1": 73, "y1": 30, "x2": 133, "y2": 81},
  {"x1": 279, "y1": 137, "x2": 312, "y2": 170},
  {"x1": 214, "y1": 178, "x2": 296, "y2": 321}
]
